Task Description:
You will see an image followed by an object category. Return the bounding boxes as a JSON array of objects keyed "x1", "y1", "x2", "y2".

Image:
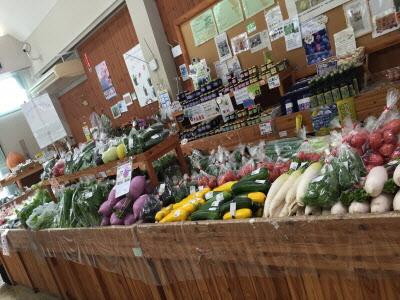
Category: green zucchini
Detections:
[
  {"x1": 240, "y1": 168, "x2": 269, "y2": 182},
  {"x1": 205, "y1": 191, "x2": 232, "y2": 202},
  {"x1": 144, "y1": 130, "x2": 169, "y2": 150},
  {"x1": 141, "y1": 124, "x2": 164, "y2": 141},
  {"x1": 232, "y1": 180, "x2": 270, "y2": 195},
  {"x1": 219, "y1": 197, "x2": 253, "y2": 216},
  {"x1": 190, "y1": 208, "x2": 220, "y2": 221}
]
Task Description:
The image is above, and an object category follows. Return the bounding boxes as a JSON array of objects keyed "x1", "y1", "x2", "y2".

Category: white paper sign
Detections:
[
  {"x1": 229, "y1": 202, "x2": 237, "y2": 218},
  {"x1": 233, "y1": 88, "x2": 251, "y2": 105},
  {"x1": 1, "y1": 229, "x2": 10, "y2": 256},
  {"x1": 217, "y1": 94, "x2": 235, "y2": 121},
  {"x1": 249, "y1": 30, "x2": 272, "y2": 53},
  {"x1": 334, "y1": 27, "x2": 357, "y2": 58},
  {"x1": 171, "y1": 45, "x2": 182, "y2": 58},
  {"x1": 215, "y1": 32, "x2": 233, "y2": 62},
  {"x1": 259, "y1": 121, "x2": 273, "y2": 135},
  {"x1": 22, "y1": 93, "x2": 68, "y2": 149},
  {"x1": 185, "y1": 99, "x2": 220, "y2": 125},
  {"x1": 283, "y1": 17, "x2": 302, "y2": 51},
  {"x1": 267, "y1": 75, "x2": 281, "y2": 89},
  {"x1": 265, "y1": 6, "x2": 284, "y2": 41},
  {"x1": 115, "y1": 162, "x2": 132, "y2": 198},
  {"x1": 343, "y1": 0, "x2": 372, "y2": 38},
  {"x1": 214, "y1": 61, "x2": 229, "y2": 85},
  {"x1": 285, "y1": 0, "x2": 350, "y2": 22}
]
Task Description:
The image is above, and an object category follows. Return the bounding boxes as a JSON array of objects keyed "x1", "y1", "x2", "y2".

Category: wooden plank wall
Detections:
[{"x1": 58, "y1": 6, "x2": 159, "y2": 143}]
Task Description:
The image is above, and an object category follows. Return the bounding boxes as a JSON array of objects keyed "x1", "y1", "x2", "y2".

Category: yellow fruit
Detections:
[
  {"x1": 155, "y1": 204, "x2": 173, "y2": 222},
  {"x1": 159, "y1": 209, "x2": 188, "y2": 223},
  {"x1": 116, "y1": 143, "x2": 127, "y2": 159},
  {"x1": 223, "y1": 208, "x2": 252, "y2": 220},
  {"x1": 213, "y1": 181, "x2": 238, "y2": 192},
  {"x1": 248, "y1": 192, "x2": 266, "y2": 204},
  {"x1": 194, "y1": 187, "x2": 211, "y2": 199}
]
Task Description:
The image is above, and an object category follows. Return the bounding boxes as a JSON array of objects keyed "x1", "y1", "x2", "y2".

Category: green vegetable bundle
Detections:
[{"x1": 17, "y1": 188, "x2": 52, "y2": 227}]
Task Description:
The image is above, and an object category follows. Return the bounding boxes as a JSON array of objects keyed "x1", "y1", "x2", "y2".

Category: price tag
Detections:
[
  {"x1": 199, "y1": 186, "x2": 204, "y2": 191},
  {"x1": 205, "y1": 192, "x2": 214, "y2": 200},
  {"x1": 251, "y1": 168, "x2": 261, "y2": 175},
  {"x1": 159, "y1": 183, "x2": 166, "y2": 194},
  {"x1": 216, "y1": 193, "x2": 225, "y2": 201},
  {"x1": 267, "y1": 75, "x2": 281, "y2": 89},
  {"x1": 290, "y1": 161, "x2": 298, "y2": 170},
  {"x1": 115, "y1": 161, "x2": 132, "y2": 198},
  {"x1": 211, "y1": 200, "x2": 221, "y2": 207},
  {"x1": 190, "y1": 186, "x2": 196, "y2": 194},
  {"x1": 230, "y1": 202, "x2": 237, "y2": 218},
  {"x1": 255, "y1": 180, "x2": 266, "y2": 184},
  {"x1": 129, "y1": 138, "x2": 134, "y2": 149},
  {"x1": 279, "y1": 131, "x2": 288, "y2": 138},
  {"x1": 99, "y1": 172, "x2": 107, "y2": 178},
  {"x1": 259, "y1": 121, "x2": 272, "y2": 136},
  {"x1": 84, "y1": 191, "x2": 93, "y2": 199},
  {"x1": 1, "y1": 229, "x2": 10, "y2": 256}
]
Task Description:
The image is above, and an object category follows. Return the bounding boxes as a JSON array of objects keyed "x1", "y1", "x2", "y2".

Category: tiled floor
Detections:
[{"x1": 0, "y1": 284, "x2": 59, "y2": 300}]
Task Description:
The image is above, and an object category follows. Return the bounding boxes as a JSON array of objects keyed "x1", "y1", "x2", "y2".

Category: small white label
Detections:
[
  {"x1": 199, "y1": 186, "x2": 204, "y2": 191},
  {"x1": 159, "y1": 183, "x2": 166, "y2": 194},
  {"x1": 209, "y1": 207, "x2": 217, "y2": 211},
  {"x1": 174, "y1": 210, "x2": 181, "y2": 217},
  {"x1": 211, "y1": 200, "x2": 221, "y2": 207},
  {"x1": 84, "y1": 191, "x2": 93, "y2": 199},
  {"x1": 99, "y1": 172, "x2": 107, "y2": 178},
  {"x1": 115, "y1": 162, "x2": 132, "y2": 198},
  {"x1": 129, "y1": 138, "x2": 133, "y2": 149},
  {"x1": 216, "y1": 193, "x2": 225, "y2": 201},
  {"x1": 190, "y1": 186, "x2": 196, "y2": 194},
  {"x1": 205, "y1": 192, "x2": 214, "y2": 200},
  {"x1": 279, "y1": 131, "x2": 288, "y2": 138},
  {"x1": 151, "y1": 134, "x2": 161, "y2": 140},
  {"x1": 255, "y1": 180, "x2": 266, "y2": 184},
  {"x1": 300, "y1": 162, "x2": 308, "y2": 168},
  {"x1": 259, "y1": 122, "x2": 272, "y2": 136},
  {"x1": 133, "y1": 247, "x2": 143, "y2": 257},
  {"x1": 230, "y1": 202, "x2": 237, "y2": 218},
  {"x1": 267, "y1": 75, "x2": 281, "y2": 89},
  {"x1": 251, "y1": 168, "x2": 261, "y2": 176},
  {"x1": 290, "y1": 162, "x2": 298, "y2": 170},
  {"x1": 1, "y1": 229, "x2": 10, "y2": 256}
]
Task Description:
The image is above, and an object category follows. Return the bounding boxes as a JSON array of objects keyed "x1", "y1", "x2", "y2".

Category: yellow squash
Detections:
[
  {"x1": 159, "y1": 209, "x2": 189, "y2": 223},
  {"x1": 213, "y1": 181, "x2": 238, "y2": 192},
  {"x1": 223, "y1": 208, "x2": 252, "y2": 220},
  {"x1": 248, "y1": 192, "x2": 266, "y2": 204},
  {"x1": 155, "y1": 204, "x2": 173, "y2": 222}
]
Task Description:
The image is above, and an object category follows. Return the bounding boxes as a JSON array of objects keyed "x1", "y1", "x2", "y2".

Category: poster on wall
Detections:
[
  {"x1": 123, "y1": 44, "x2": 157, "y2": 107},
  {"x1": 213, "y1": 0, "x2": 244, "y2": 33},
  {"x1": 217, "y1": 94, "x2": 235, "y2": 121},
  {"x1": 343, "y1": 0, "x2": 372, "y2": 37},
  {"x1": 265, "y1": 5, "x2": 285, "y2": 41},
  {"x1": 249, "y1": 30, "x2": 272, "y2": 53},
  {"x1": 301, "y1": 15, "x2": 332, "y2": 65},
  {"x1": 368, "y1": 0, "x2": 399, "y2": 38},
  {"x1": 214, "y1": 61, "x2": 230, "y2": 85},
  {"x1": 285, "y1": 0, "x2": 350, "y2": 22},
  {"x1": 241, "y1": 0, "x2": 275, "y2": 18},
  {"x1": 95, "y1": 61, "x2": 117, "y2": 100},
  {"x1": 226, "y1": 56, "x2": 242, "y2": 78},
  {"x1": 231, "y1": 32, "x2": 250, "y2": 55},
  {"x1": 190, "y1": 9, "x2": 218, "y2": 46},
  {"x1": 111, "y1": 104, "x2": 121, "y2": 119},
  {"x1": 215, "y1": 32, "x2": 233, "y2": 62},
  {"x1": 283, "y1": 17, "x2": 302, "y2": 51},
  {"x1": 334, "y1": 27, "x2": 357, "y2": 58},
  {"x1": 189, "y1": 59, "x2": 211, "y2": 90}
]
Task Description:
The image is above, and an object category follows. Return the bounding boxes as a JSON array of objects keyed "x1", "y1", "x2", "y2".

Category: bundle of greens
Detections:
[
  {"x1": 16, "y1": 188, "x2": 52, "y2": 227},
  {"x1": 26, "y1": 202, "x2": 59, "y2": 230}
]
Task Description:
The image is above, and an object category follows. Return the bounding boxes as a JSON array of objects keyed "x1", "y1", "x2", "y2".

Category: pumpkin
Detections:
[{"x1": 6, "y1": 152, "x2": 25, "y2": 169}]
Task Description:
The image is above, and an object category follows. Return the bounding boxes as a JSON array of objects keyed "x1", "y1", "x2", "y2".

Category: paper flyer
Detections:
[
  {"x1": 217, "y1": 94, "x2": 235, "y2": 121},
  {"x1": 190, "y1": 9, "x2": 218, "y2": 46},
  {"x1": 368, "y1": 0, "x2": 399, "y2": 38},
  {"x1": 265, "y1": 5, "x2": 284, "y2": 41},
  {"x1": 249, "y1": 30, "x2": 272, "y2": 53},
  {"x1": 283, "y1": 17, "x2": 302, "y2": 52},
  {"x1": 334, "y1": 27, "x2": 356, "y2": 58},
  {"x1": 343, "y1": 0, "x2": 372, "y2": 38},
  {"x1": 226, "y1": 56, "x2": 242, "y2": 78},
  {"x1": 95, "y1": 61, "x2": 117, "y2": 100},
  {"x1": 215, "y1": 32, "x2": 233, "y2": 62},
  {"x1": 231, "y1": 32, "x2": 250, "y2": 55},
  {"x1": 214, "y1": 61, "x2": 230, "y2": 85}
]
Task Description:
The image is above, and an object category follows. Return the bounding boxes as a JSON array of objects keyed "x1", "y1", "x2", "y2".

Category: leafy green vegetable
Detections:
[
  {"x1": 17, "y1": 188, "x2": 52, "y2": 227},
  {"x1": 334, "y1": 145, "x2": 366, "y2": 190},
  {"x1": 26, "y1": 202, "x2": 59, "y2": 230},
  {"x1": 339, "y1": 188, "x2": 370, "y2": 206},
  {"x1": 383, "y1": 178, "x2": 399, "y2": 195}
]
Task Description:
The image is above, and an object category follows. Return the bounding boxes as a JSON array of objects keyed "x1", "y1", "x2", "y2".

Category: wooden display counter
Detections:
[
  {"x1": 0, "y1": 163, "x2": 43, "y2": 188},
  {"x1": 1, "y1": 213, "x2": 400, "y2": 299}
]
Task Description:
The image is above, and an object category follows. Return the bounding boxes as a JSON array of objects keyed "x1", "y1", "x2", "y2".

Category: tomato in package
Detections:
[
  {"x1": 379, "y1": 143, "x2": 396, "y2": 158},
  {"x1": 363, "y1": 151, "x2": 384, "y2": 167},
  {"x1": 383, "y1": 119, "x2": 400, "y2": 134},
  {"x1": 349, "y1": 132, "x2": 368, "y2": 149},
  {"x1": 383, "y1": 130, "x2": 398, "y2": 144},
  {"x1": 368, "y1": 132, "x2": 384, "y2": 150}
]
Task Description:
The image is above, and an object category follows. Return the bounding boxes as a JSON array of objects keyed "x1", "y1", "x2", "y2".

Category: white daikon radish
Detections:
[
  {"x1": 322, "y1": 209, "x2": 331, "y2": 215},
  {"x1": 393, "y1": 190, "x2": 400, "y2": 211},
  {"x1": 331, "y1": 201, "x2": 347, "y2": 215},
  {"x1": 305, "y1": 205, "x2": 321, "y2": 216},
  {"x1": 269, "y1": 170, "x2": 302, "y2": 217},
  {"x1": 370, "y1": 193, "x2": 392, "y2": 213},
  {"x1": 394, "y1": 164, "x2": 400, "y2": 186},
  {"x1": 364, "y1": 166, "x2": 388, "y2": 197},
  {"x1": 349, "y1": 201, "x2": 370, "y2": 214},
  {"x1": 279, "y1": 203, "x2": 289, "y2": 217},
  {"x1": 263, "y1": 173, "x2": 290, "y2": 217},
  {"x1": 296, "y1": 162, "x2": 323, "y2": 205},
  {"x1": 282, "y1": 173, "x2": 303, "y2": 214}
]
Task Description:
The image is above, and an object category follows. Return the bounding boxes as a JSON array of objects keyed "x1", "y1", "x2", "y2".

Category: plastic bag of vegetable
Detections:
[
  {"x1": 17, "y1": 188, "x2": 52, "y2": 227},
  {"x1": 142, "y1": 195, "x2": 162, "y2": 223},
  {"x1": 295, "y1": 127, "x2": 322, "y2": 162},
  {"x1": 26, "y1": 202, "x2": 59, "y2": 230}
]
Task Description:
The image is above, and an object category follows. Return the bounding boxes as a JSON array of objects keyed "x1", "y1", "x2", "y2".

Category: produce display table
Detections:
[
  {"x1": 0, "y1": 163, "x2": 43, "y2": 189},
  {"x1": 0, "y1": 189, "x2": 35, "y2": 211},
  {"x1": 1, "y1": 213, "x2": 400, "y2": 299},
  {"x1": 43, "y1": 134, "x2": 188, "y2": 188}
]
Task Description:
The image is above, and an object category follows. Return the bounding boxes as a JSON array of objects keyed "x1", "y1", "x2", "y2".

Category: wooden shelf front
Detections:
[{"x1": 0, "y1": 164, "x2": 43, "y2": 188}]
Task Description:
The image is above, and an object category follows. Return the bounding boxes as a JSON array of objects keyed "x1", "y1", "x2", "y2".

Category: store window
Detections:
[{"x1": 0, "y1": 73, "x2": 29, "y2": 116}]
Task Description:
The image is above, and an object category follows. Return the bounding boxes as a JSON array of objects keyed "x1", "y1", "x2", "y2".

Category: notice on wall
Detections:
[
  {"x1": 343, "y1": 0, "x2": 372, "y2": 38},
  {"x1": 217, "y1": 94, "x2": 235, "y2": 122},
  {"x1": 259, "y1": 121, "x2": 273, "y2": 136},
  {"x1": 242, "y1": 0, "x2": 275, "y2": 18},
  {"x1": 115, "y1": 161, "x2": 132, "y2": 198},
  {"x1": 215, "y1": 32, "x2": 233, "y2": 62},
  {"x1": 214, "y1": 61, "x2": 230, "y2": 85},
  {"x1": 22, "y1": 93, "x2": 67, "y2": 149},
  {"x1": 265, "y1": 5, "x2": 284, "y2": 41},
  {"x1": 368, "y1": 0, "x2": 399, "y2": 38},
  {"x1": 285, "y1": 0, "x2": 350, "y2": 22},
  {"x1": 231, "y1": 32, "x2": 250, "y2": 55},
  {"x1": 213, "y1": 0, "x2": 244, "y2": 33},
  {"x1": 185, "y1": 99, "x2": 220, "y2": 125},
  {"x1": 267, "y1": 75, "x2": 281, "y2": 89},
  {"x1": 123, "y1": 44, "x2": 158, "y2": 107},
  {"x1": 226, "y1": 56, "x2": 242, "y2": 78},
  {"x1": 283, "y1": 17, "x2": 302, "y2": 51},
  {"x1": 334, "y1": 27, "x2": 357, "y2": 58},
  {"x1": 95, "y1": 61, "x2": 117, "y2": 100},
  {"x1": 190, "y1": 9, "x2": 218, "y2": 46},
  {"x1": 249, "y1": 30, "x2": 272, "y2": 53}
]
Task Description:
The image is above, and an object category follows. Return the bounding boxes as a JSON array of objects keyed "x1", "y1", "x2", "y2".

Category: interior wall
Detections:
[
  {"x1": 59, "y1": 6, "x2": 159, "y2": 143},
  {"x1": 0, "y1": 110, "x2": 40, "y2": 158},
  {"x1": 26, "y1": 0, "x2": 123, "y2": 76},
  {"x1": 0, "y1": 35, "x2": 31, "y2": 74}
]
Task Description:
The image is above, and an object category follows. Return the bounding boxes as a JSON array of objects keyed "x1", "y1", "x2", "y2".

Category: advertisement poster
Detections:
[
  {"x1": 217, "y1": 94, "x2": 235, "y2": 121},
  {"x1": 283, "y1": 17, "x2": 303, "y2": 51},
  {"x1": 213, "y1": 0, "x2": 244, "y2": 33},
  {"x1": 214, "y1": 61, "x2": 230, "y2": 84},
  {"x1": 95, "y1": 61, "x2": 117, "y2": 100},
  {"x1": 343, "y1": 0, "x2": 372, "y2": 37},
  {"x1": 285, "y1": 0, "x2": 350, "y2": 21},
  {"x1": 249, "y1": 30, "x2": 272, "y2": 53},
  {"x1": 190, "y1": 9, "x2": 218, "y2": 46},
  {"x1": 123, "y1": 44, "x2": 158, "y2": 107},
  {"x1": 301, "y1": 15, "x2": 332, "y2": 65},
  {"x1": 110, "y1": 104, "x2": 121, "y2": 119},
  {"x1": 368, "y1": 0, "x2": 399, "y2": 38},
  {"x1": 189, "y1": 59, "x2": 211, "y2": 90},
  {"x1": 231, "y1": 32, "x2": 250, "y2": 55},
  {"x1": 226, "y1": 56, "x2": 242, "y2": 78},
  {"x1": 215, "y1": 32, "x2": 233, "y2": 62},
  {"x1": 242, "y1": 0, "x2": 275, "y2": 18},
  {"x1": 265, "y1": 5, "x2": 285, "y2": 41},
  {"x1": 334, "y1": 27, "x2": 356, "y2": 58}
]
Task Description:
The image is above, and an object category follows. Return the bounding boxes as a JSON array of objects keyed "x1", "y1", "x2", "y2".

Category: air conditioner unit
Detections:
[{"x1": 28, "y1": 59, "x2": 86, "y2": 97}]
